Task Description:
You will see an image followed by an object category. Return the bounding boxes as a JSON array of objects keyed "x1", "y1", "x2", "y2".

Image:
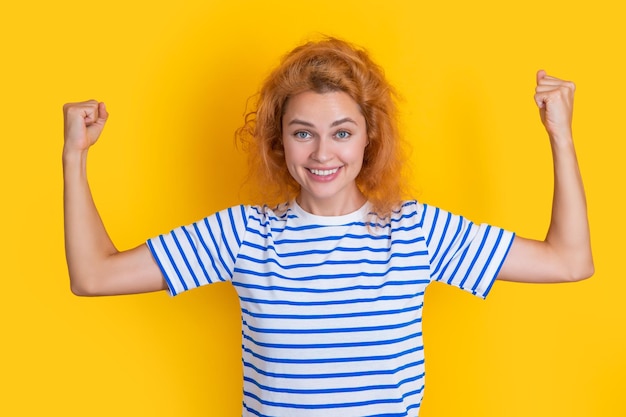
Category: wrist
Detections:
[
  {"x1": 62, "y1": 147, "x2": 89, "y2": 176},
  {"x1": 548, "y1": 129, "x2": 574, "y2": 146},
  {"x1": 62, "y1": 146, "x2": 88, "y2": 163}
]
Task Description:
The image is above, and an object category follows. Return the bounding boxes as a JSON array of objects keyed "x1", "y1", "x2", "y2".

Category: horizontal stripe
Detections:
[
  {"x1": 233, "y1": 265, "x2": 429, "y2": 281},
  {"x1": 242, "y1": 402, "x2": 420, "y2": 417},
  {"x1": 363, "y1": 402, "x2": 421, "y2": 417},
  {"x1": 243, "y1": 330, "x2": 422, "y2": 350},
  {"x1": 243, "y1": 345, "x2": 424, "y2": 365},
  {"x1": 237, "y1": 251, "x2": 427, "y2": 269},
  {"x1": 243, "y1": 316, "x2": 422, "y2": 335},
  {"x1": 238, "y1": 293, "x2": 421, "y2": 307},
  {"x1": 241, "y1": 302, "x2": 423, "y2": 320},
  {"x1": 243, "y1": 386, "x2": 424, "y2": 410},
  {"x1": 241, "y1": 241, "x2": 426, "y2": 257},
  {"x1": 243, "y1": 358, "x2": 425, "y2": 380},
  {"x1": 252, "y1": 230, "x2": 392, "y2": 244},
  {"x1": 243, "y1": 372, "x2": 425, "y2": 395},
  {"x1": 234, "y1": 280, "x2": 428, "y2": 295}
]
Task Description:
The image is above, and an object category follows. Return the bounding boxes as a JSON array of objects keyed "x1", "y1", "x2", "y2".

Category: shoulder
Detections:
[
  {"x1": 362, "y1": 200, "x2": 426, "y2": 230},
  {"x1": 246, "y1": 202, "x2": 293, "y2": 220},
  {"x1": 387, "y1": 200, "x2": 426, "y2": 222},
  {"x1": 239, "y1": 202, "x2": 295, "y2": 229},
  {"x1": 387, "y1": 200, "x2": 463, "y2": 231}
]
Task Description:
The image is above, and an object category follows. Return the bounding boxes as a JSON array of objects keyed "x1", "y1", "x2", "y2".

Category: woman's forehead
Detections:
[{"x1": 282, "y1": 91, "x2": 365, "y2": 128}]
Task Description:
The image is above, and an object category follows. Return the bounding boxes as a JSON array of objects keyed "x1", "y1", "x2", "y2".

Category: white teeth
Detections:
[{"x1": 310, "y1": 168, "x2": 339, "y2": 176}]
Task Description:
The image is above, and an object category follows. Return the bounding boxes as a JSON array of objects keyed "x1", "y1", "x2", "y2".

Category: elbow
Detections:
[
  {"x1": 571, "y1": 263, "x2": 595, "y2": 282},
  {"x1": 69, "y1": 273, "x2": 105, "y2": 297},
  {"x1": 70, "y1": 282, "x2": 93, "y2": 296},
  {"x1": 563, "y1": 257, "x2": 595, "y2": 283},
  {"x1": 549, "y1": 243, "x2": 595, "y2": 283},
  {"x1": 70, "y1": 281, "x2": 95, "y2": 297},
  {"x1": 67, "y1": 257, "x2": 117, "y2": 296}
]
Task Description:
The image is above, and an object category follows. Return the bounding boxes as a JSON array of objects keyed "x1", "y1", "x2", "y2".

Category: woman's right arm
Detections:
[{"x1": 63, "y1": 100, "x2": 167, "y2": 296}]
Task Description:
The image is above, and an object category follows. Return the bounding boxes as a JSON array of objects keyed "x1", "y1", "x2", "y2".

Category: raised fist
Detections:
[
  {"x1": 534, "y1": 70, "x2": 575, "y2": 139},
  {"x1": 63, "y1": 100, "x2": 109, "y2": 153}
]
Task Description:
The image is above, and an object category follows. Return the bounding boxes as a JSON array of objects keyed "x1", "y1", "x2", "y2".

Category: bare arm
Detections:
[
  {"x1": 497, "y1": 71, "x2": 594, "y2": 283},
  {"x1": 63, "y1": 100, "x2": 167, "y2": 296}
]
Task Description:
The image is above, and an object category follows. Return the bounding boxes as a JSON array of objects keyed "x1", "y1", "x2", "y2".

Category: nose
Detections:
[{"x1": 311, "y1": 137, "x2": 332, "y2": 163}]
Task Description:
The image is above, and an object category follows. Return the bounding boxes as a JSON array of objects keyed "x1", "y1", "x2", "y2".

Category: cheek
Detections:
[
  {"x1": 283, "y1": 139, "x2": 311, "y2": 164},
  {"x1": 282, "y1": 143, "x2": 301, "y2": 179},
  {"x1": 282, "y1": 141, "x2": 296, "y2": 166},
  {"x1": 351, "y1": 143, "x2": 368, "y2": 175},
  {"x1": 351, "y1": 142, "x2": 368, "y2": 164}
]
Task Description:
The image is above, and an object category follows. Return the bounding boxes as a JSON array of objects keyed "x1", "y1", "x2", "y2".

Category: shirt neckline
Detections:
[{"x1": 289, "y1": 200, "x2": 372, "y2": 226}]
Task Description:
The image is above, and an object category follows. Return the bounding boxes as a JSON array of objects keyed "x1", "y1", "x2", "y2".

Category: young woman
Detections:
[{"x1": 63, "y1": 38, "x2": 593, "y2": 416}]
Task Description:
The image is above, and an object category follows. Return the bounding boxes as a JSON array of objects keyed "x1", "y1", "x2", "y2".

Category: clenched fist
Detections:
[
  {"x1": 534, "y1": 70, "x2": 575, "y2": 140},
  {"x1": 63, "y1": 100, "x2": 109, "y2": 154}
]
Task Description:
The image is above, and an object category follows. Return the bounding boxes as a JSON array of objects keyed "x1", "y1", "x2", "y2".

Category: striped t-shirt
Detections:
[{"x1": 147, "y1": 200, "x2": 514, "y2": 417}]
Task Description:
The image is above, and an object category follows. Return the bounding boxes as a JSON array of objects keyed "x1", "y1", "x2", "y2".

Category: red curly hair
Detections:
[{"x1": 237, "y1": 37, "x2": 407, "y2": 217}]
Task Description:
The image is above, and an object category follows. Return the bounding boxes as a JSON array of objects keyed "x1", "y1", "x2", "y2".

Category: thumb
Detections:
[
  {"x1": 97, "y1": 102, "x2": 109, "y2": 123},
  {"x1": 89, "y1": 102, "x2": 109, "y2": 132},
  {"x1": 536, "y1": 69, "x2": 547, "y2": 85},
  {"x1": 85, "y1": 102, "x2": 109, "y2": 141},
  {"x1": 87, "y1": 101, "x2": 108, "y2": 128},
  {"x1": 535, "y1": 70, "x2": 548, "y2": 109}
]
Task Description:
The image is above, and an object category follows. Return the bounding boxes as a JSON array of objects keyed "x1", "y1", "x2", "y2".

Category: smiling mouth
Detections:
[{"x1": 309, "y1": 168, "x2": 340, "y2": 176}]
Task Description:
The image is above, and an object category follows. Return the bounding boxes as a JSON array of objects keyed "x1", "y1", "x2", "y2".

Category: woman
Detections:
[{"x1": 63, "y1": 37, "x2": 593, "y2": 416}]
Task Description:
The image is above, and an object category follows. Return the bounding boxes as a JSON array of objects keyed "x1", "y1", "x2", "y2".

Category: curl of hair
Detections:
[{"x1": 236, "y1": 37, "x2": 407, "y2": 217}]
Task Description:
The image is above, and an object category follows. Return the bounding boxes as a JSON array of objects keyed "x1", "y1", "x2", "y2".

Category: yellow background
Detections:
[{"x1": 1, "y1": 0, "x2": 623, "y2": 416}]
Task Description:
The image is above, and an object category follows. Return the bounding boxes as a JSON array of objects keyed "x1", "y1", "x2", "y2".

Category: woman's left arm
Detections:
[{"x1": 497, "y1": 70, "x2": 594, "y2": 283}]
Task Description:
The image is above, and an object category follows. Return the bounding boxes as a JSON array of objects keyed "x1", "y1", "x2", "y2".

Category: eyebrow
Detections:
[{"x1": 287, "y1": 117, "x2": 358, "y2": 128}]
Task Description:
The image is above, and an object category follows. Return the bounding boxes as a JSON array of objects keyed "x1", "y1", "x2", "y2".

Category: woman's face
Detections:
[{"x1": 282, "y1": 90, "x2": 368, "y2": 216}]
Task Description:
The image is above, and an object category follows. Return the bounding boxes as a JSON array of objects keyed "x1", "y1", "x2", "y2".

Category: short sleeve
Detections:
[
  {"x1": 146, "y1": 205, "x2": 249, "y2": 296},
  {"x1": 420, "y1": 203, "x2": 514, "y2": 299}
]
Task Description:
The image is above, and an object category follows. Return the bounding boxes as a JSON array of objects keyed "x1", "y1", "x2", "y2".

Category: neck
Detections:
[{"x1": 296, "y1": 192, "x2": 367, "y2": 216}]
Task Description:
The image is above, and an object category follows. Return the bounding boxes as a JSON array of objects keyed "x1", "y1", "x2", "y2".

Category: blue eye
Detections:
[
  {"x1": 336, "y1": 130, "x2": 350, "y2": 139},
  {"x1": 295, "y1": 131, "x2": 311, "y2": 139}
]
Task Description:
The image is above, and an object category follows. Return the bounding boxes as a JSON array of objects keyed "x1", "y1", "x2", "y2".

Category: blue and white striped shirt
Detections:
[{"x1": 147, "y1": 200, "x2": 514, "y2": 416}]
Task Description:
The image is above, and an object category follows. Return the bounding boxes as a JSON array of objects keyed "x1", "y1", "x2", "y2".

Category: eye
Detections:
[
  {"x1": 335, "y1": 130, "x2": 351, "y2": 140},
  {"x1": 294, "y1": 131, "x2": 311, "y2": 140}
]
